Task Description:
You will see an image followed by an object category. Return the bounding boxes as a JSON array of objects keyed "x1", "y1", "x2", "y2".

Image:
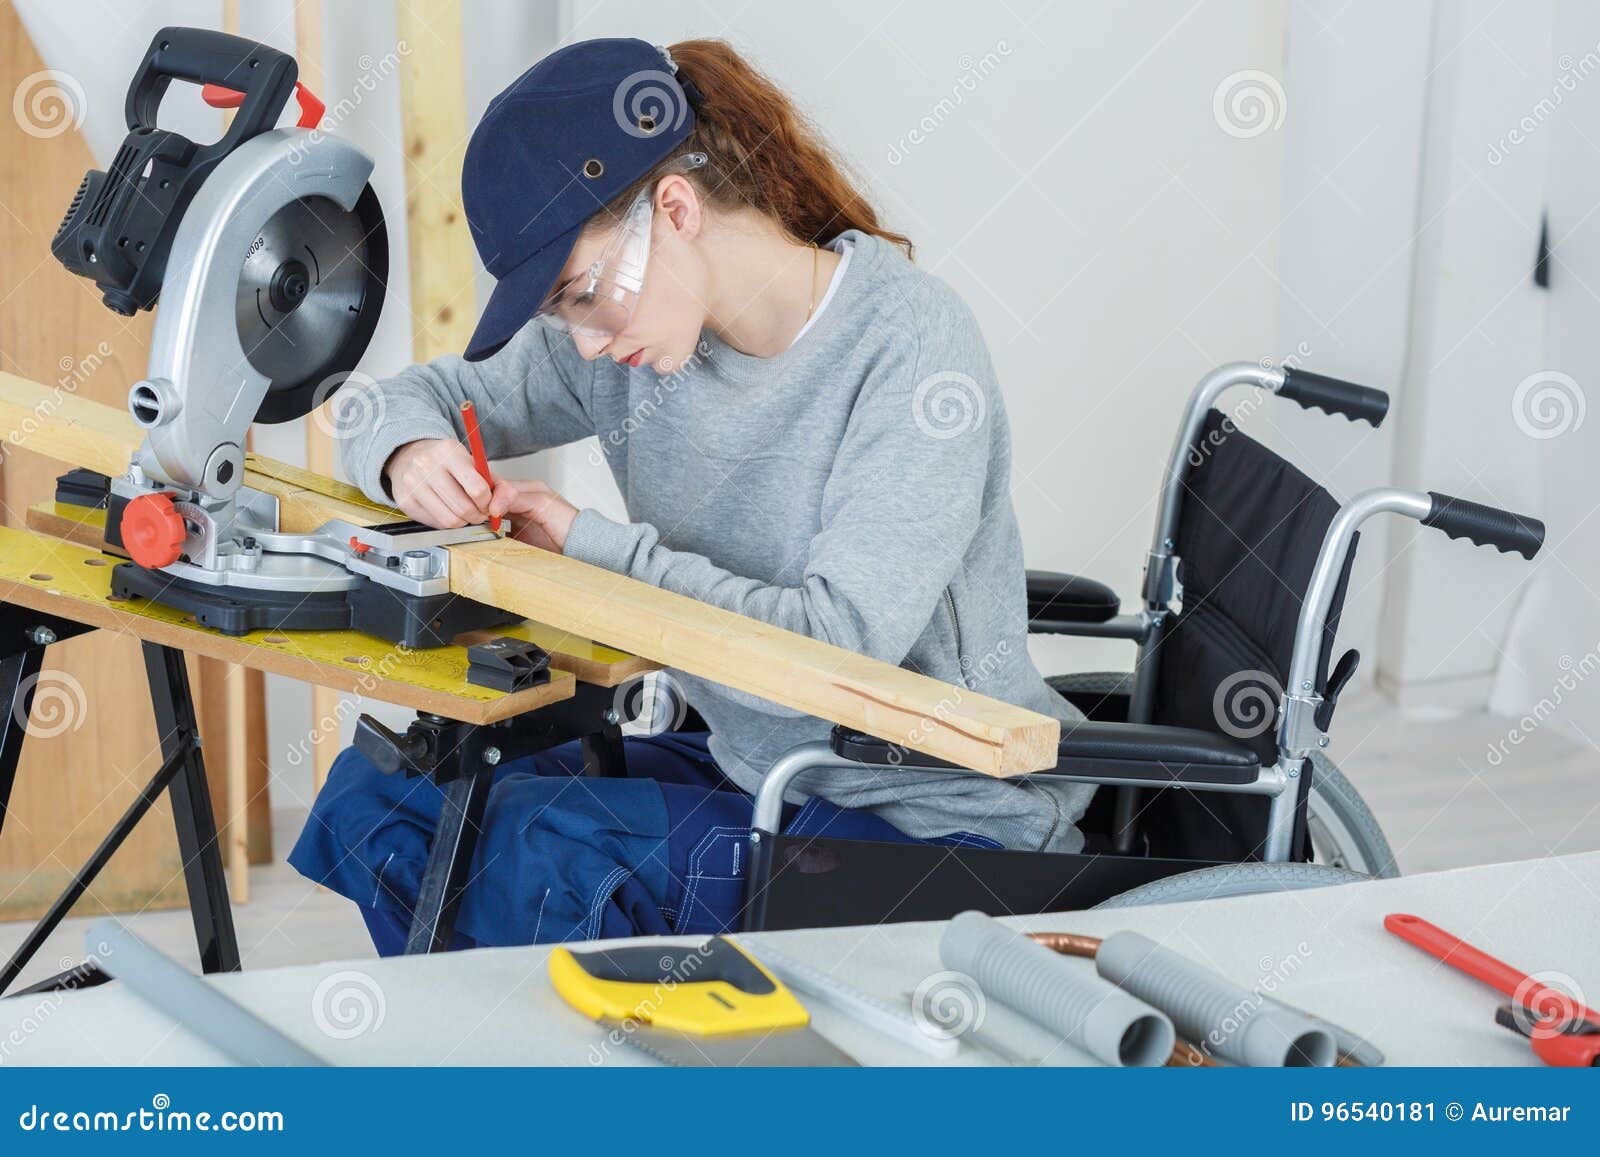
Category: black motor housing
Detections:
[{"x1": 51, "y1": 27, "x2": 297, "y2": 314}]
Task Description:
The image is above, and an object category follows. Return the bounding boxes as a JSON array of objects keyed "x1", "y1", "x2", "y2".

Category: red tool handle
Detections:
[
  {"x1": 202, "y1": 80, "x2": 325, "y2": 129},
  {"x1": 1385, "y1": 913, "x2": 1600, "y2": 1026},
  {"x1": 1496, "y1": 1005, "x2": 1600, "y2": 1067},
  {"x1": 460, "y1": 401, "x2": 500, "y2": 532}
]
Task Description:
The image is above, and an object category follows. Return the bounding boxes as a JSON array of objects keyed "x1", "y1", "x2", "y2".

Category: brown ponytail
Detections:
[{"x1": 602, "y1": 39, "x2": 912, "y2": 257}]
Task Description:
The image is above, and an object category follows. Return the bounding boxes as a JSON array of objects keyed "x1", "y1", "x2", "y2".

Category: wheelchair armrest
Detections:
[
  {"x1": 1026, "y1": 569, "x2": 1120, "y2": 627},
  {"x1": 1055, "y1": 721, "x2": 1259, "y2": 785},
  {"x1": 829, "y1": 722, "x2": 1260, "y2": 786}
]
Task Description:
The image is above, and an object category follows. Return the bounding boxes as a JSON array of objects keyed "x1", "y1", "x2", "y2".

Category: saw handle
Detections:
[{"x1": 127, "y1": 27, "x2": 298, "y2": 148}]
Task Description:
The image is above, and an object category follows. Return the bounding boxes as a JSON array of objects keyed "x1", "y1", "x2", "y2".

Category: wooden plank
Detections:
[
  {"x1": 396, "y1": 0, "x2": 476, "y2": 360},
  {"x1": 0, "y1": 370, "x2": 143, "y2": 475},
  {"x1": 0, "y1": 379, "x2": 1061, "y2": 774},
  {"x1": 0, "y1": 525, "x2": 574, "y2": 725},
  {"x1": 449, "y1": 539, "x2": 1058, "y2": 776}
]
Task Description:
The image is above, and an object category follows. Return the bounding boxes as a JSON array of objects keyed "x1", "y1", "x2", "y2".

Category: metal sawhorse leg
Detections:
[{"x1": 0, "y1": 604, "x2": 239, "y2": 997}]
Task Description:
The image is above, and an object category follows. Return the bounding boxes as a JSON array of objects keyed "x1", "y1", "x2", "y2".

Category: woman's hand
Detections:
[
  {"x1": 383, "y1": 438, "x2": 493, "y2": 528},
  {"x1": 488, "y1": 478, "x2": 579, "y2": 553}
]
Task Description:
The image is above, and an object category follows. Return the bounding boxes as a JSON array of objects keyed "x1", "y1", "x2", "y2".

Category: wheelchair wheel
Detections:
[
  {"x1": 1305, "y1": 751, "x2": 1398, "y2": 878},
  {"x1": 1093, "y1": 862, "x2": 1370, "y2": 909}
]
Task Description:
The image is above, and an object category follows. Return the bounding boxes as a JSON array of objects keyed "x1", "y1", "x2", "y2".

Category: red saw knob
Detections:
[{"x1": 121, "y1": 492, "x2": 186, "y2": 568}]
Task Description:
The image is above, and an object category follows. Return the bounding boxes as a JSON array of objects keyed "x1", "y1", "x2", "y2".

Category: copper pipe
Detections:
[
  {"x1": 1028, "y1": 931, "x2": 1101, "y2": 957},
  {"x1": 1167, "y1": 1038, "x2": 1217, "y2": 1068}
]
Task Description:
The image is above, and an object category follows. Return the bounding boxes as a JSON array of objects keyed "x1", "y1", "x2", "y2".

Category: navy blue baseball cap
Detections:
[{"x1": 460, "y1": 38, "x2": 701, "y2": 361}]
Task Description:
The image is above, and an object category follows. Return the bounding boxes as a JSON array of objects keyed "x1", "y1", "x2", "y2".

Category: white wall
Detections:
[
  {"x1": 1377, "y1": 0, "x2": 1554, "y2": 708},
  {"x1": 1490, "y1": 0, "x2": 1600, "y2": 746},
  {"x1": 1269, "y1": 1, "x2": 1432, "y2": 673}
]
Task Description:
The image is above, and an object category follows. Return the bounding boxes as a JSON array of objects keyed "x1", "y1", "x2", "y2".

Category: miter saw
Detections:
[{"x1": 51, "y1": 28, "x2": 515, "y2": 649}]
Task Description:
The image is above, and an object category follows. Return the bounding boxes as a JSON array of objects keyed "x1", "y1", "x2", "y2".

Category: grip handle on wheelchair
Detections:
[
  {"x1": 1278, "y1": 368, "x2": 1390, "y2": 427},
  {"x1": 1422, "y1": 492, "x2": 1545, "y2": 560}
]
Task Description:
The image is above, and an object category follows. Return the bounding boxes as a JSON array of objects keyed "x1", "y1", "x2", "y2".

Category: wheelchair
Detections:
[{"x1": 740, "y1": 362, "x2": 1546, "y2": 930}]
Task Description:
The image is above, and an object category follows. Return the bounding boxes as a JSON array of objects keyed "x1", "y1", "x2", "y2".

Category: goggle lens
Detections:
[{"x1": 532, "y1": 151, "x2": 707, "y2": 343}]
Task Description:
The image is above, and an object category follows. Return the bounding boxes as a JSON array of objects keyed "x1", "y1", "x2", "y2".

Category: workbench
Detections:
[
  {"x1": 0, "y1": 497, "x2": 655, "y2": 990},
  {"x1": 5, "y1": 851, "x2": 1593, "y2": 1066}
]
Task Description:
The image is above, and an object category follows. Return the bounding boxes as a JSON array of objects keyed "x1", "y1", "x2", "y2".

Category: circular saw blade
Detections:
[{"x1": 234, "y1": 187, "x2": 388, "y2": 423}]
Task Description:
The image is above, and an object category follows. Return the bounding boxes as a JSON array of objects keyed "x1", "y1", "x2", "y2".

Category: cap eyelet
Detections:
[
  {"x1": 582, "y1": 158, "x2": 605, "y2": 179},
  {"x1": 637, "y1": 115, "x2": 656, "y2": 133}
]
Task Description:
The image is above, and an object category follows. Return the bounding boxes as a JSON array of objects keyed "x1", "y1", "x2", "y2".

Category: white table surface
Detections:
[{"x1": 4, "y1": 851, "x2": 1596, "y2": 1067}]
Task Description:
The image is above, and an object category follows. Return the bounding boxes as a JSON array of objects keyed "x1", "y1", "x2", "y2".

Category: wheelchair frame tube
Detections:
[
  {"x1": 1130, "y1": 362, "x2": 1284, "y2": 723},
  {"x1": 1276, "y1": 488, "x2": 1432, "y2": 761},
  {"x1": 749, "y1": 741, "x2": 1301, "y2": 862}
]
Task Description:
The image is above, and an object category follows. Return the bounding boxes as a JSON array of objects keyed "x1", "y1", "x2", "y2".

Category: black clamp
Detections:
[{"x1": 466, "y1": 638, "x2": 551, "y2": 692}]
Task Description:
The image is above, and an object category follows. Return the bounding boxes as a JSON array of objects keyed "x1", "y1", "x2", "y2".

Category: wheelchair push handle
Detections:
[
  {"x1": 1277, "y1": 367, "x2": 1390, "y2": 427},
  {"x1": 1422, "y1": 492, "x2": 1545, "y2": 560}
]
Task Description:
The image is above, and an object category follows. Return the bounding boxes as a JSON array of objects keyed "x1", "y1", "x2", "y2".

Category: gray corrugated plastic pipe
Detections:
[
  {"x1": 1093, "y1": 930, "x2": 1336, "y2": 1067},
  {"x1": 939, "y1": 911, "x2": 1174, "y2": 1067}
]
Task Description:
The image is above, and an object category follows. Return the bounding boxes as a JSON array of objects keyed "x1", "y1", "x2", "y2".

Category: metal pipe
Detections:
[
  {"x1": 1282, "y1": 487, "x2": 1431, "y2": 702},
  {"x1": 88, "y1": 919, "x2": 324, "y2": 1066},
  {"x1": 751, "y1": 741, "x2": 854, "y2": 833},
  {"x1": 753, "y1": 744, "x2": 1296, "y2": 856},
  {"x1": 1148, "y1": 362, "x2": 1284, "y2": 568}
]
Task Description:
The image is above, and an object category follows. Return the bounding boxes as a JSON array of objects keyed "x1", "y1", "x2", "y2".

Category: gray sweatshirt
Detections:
[{"x1": 344, "y1": 230, "x2": 1090, "y2": 852}]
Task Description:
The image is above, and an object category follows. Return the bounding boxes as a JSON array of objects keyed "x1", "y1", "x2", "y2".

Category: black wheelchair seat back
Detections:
[{"x1": 1135, "y1": 408, "x2": 1358, "y2": 863}]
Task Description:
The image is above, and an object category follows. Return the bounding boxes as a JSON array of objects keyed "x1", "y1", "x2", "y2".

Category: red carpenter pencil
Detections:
[{"x1": 460, "y1": 400, "x2": 500, "y2": 532}]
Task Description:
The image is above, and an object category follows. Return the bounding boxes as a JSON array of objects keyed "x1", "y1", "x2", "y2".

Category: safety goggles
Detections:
[{"x1": 534, "y1": 152, "x2": 708, "y2": 340}]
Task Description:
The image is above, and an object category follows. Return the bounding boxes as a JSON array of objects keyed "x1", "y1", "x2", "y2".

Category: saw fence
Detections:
[{"x1": 0, "y1": 371, "x2": 1060, "y2": 776}]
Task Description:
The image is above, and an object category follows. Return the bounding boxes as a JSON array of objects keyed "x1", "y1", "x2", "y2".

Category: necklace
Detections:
[{"x1": 803, "y1": 243, "x2": 820, "y2": 325}]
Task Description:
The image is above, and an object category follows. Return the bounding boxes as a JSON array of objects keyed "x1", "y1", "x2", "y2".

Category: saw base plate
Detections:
[{"x1": 110, "y1": 561, "x2": 523, "y2": 649}]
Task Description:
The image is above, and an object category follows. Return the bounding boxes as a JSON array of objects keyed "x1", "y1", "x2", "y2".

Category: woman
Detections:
[{"x1": 290, "y1": 37, "x2": 1089, "y2": 952}]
